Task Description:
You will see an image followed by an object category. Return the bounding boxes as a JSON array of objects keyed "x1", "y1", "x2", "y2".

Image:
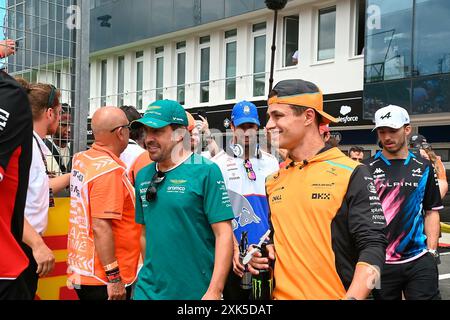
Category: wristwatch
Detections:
[
  {"x1": 428, "y1": 249, "x2": 441, "y2": 265},
  {"x1": 428, "y1": 249, "x2": 439, "y2": 258}
]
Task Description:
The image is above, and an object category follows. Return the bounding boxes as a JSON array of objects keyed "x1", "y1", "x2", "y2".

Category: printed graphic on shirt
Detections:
[{"x1": 365, "y1": 151, "x2": 443, "y2": 263}]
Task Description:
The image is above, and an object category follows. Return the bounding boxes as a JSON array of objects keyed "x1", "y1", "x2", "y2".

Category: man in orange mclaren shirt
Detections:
[
  {"x1": 248, "y1": 79, "x2": 387, "y2": 300},
  {"x1": 67, "y1": 107, "x2": 141, "y2": 300}
]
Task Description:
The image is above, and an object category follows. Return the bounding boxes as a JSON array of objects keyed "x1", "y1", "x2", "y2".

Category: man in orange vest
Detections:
[{"x1": 67, "y1": 107, "x2": 141, "y2": 300}]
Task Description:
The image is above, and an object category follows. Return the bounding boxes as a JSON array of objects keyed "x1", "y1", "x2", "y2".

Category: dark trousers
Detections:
[
  {"x1": 0, "y1": 274, "x2": 30, "y2": 300},
  {"x1": 20, "y1": 243, "x2": 39, "y2": 300},
  {"x1": 373, "y1": 253, "x2": 441, "y2": 300},
  {"x1": 223, "y1": 271, "x2": 251, "y2": 300},
  {"x1": 75, "y1": 285, "x2": 133, "y2": 300}
]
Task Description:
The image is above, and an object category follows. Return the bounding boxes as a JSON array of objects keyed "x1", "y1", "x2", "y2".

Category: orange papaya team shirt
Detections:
[{"x1": 68, "y1": 145, "x2": 141, "y2": 286}]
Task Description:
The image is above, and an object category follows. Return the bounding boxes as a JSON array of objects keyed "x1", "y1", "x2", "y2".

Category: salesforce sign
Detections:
[{"x1": 323, "y1": 93, "x2": 373, "y2": 127}]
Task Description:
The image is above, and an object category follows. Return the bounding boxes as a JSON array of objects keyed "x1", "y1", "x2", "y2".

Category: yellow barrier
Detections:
[
  {"x1": 441, "y1": 222, "x2": 450, "y2": 234},
  {"x1": 35, "y1": 198, "x2": 78, "y2": 300}
]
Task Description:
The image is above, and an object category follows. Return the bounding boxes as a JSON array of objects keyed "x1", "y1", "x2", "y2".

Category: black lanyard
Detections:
[{"x1": 33, "y1": 135, "x2": 55, "y2": 207}]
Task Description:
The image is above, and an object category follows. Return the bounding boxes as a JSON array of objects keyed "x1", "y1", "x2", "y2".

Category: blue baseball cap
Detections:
[{"x1": 231, "y1": 101, "x2": 260, "y2": 127}]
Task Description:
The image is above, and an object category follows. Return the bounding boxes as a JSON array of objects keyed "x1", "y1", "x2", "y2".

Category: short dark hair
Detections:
[
  {"x1": 349, "y1": 146, "x2": 364, "y2": 155},
  {"x1": 120, "y1": 105, "x2": 141, "y2": 122},
  {"x1": 61, "y1": 103, "x2": 70, "y2": 114},
  {"x1": 120, "y1": 105, "x2": 143, "y2": 141}
]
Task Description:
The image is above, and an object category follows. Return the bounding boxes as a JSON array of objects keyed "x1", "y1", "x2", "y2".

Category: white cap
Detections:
[{"x1": 373, "y1": 105, "x2": 410, "y2": 130}]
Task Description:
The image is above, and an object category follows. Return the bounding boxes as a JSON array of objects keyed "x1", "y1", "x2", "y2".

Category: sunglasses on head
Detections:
[
  {"x1": 244, "y1": 159, "x2": 256, "y2": 181},
  {"x1": 48, "y1": 85, "x2": 57, "y2": 108},
  {"x1": 146, "y1": 170, "x2": 166, "y2": 202}
]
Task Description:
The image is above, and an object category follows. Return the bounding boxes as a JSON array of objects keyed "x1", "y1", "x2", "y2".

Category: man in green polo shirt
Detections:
[{"x1": 131, "y1": 99, "x2": 234, "y2": 300}]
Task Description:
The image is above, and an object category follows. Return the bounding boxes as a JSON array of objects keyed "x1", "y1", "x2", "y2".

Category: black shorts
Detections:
[
  {"x1": 0, "y1": 273, "x2": 31, "y2": 300},
  {"x1": 373, "y1": 253, "x2": 441, "y2": 300}
]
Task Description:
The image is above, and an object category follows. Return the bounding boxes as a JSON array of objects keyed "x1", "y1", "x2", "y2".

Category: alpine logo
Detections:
[
  {"x1": 312, "y1": 193, "x2": 331, "y2": 200},
  {"x1": 412, "y1": 168, "x2": 423, "y2": 177},
  {"x1": 380, "y1": 112, "x2": 391, "y2": 120}
]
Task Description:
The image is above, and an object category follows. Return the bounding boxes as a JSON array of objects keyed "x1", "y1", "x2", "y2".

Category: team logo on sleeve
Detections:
[
  {"x1": 0, "y1": 107, "x2": 10, "y2": 132},
  {"x1": 367, "y1": 182, "x2": 378, "y2": 194}
]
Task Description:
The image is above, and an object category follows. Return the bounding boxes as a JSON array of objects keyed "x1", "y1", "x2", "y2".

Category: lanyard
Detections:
[{"x1": 33, "y1": 135, "x2": 55, "y2": 207}]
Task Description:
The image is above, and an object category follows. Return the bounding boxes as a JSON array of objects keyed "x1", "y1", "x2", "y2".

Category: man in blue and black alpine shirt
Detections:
[{"x1": 364, "y1": 105, "x2": 443, "y2": 300}]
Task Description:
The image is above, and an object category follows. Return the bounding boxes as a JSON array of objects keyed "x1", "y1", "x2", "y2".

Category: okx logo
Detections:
[{"x1": 312, "y1": 193, "x2": 331, "y2": 200}]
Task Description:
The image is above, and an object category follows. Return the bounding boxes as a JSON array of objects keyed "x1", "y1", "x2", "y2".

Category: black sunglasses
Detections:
[
  {"x1": 110, "y1": 124, "x2": 130, "y2": 133},
  {"x1": 146, "y1": 170, "x2": 166, "y2": 202},
  {"x1": 47, "y1": 85, "x2": 57, "y2": 108}
]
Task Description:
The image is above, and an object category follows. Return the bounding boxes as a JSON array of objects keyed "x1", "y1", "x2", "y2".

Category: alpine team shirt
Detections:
[
  {"x1": 0, "y1": 71, "x2": 32, "y2": 279},
  {"x1": 364, "y1": 151, "x2": 443, "y2": 264},
  {"x1": 211, "y1": 150, "x2": 279, "y2": 246}
]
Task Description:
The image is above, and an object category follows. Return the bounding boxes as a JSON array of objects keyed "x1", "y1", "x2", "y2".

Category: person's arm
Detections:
[
  {"x1": 232, "y1": 234, "x2": 245, "y2": 277},
  {"x1": 425, "y1": 210, "x2": 440, "y2": 250},
  {"x1": 198, "y1": 115, "x2": 220, "y2": 157},
  {"x1": 201, "y1": 163, "x2": 234, "y2": 300},
  {"x1": 49, "y1": 173, "x2": 70, "y2": 194},
  {"x1": 436, "y1": 158, "x2": 448, "y2": 199},
  {"x1": 202, "y1": 220, "x2": 233, "y2": 300},
  {"x1": 89, "y1": 172, "x2": 127, "y2": 300},
  {"x1": 423, "y1": 163, "x2": 444, "y2": 250},
  {"x1": 92, "y1": 218, "x2": 126, "y2": 300},
  {"x1": 346, "y1": 165, "x2": 387, "y2": 300},
  {"x1": 22, "y1": 219, "x2": 55, "y2": 277},
  {"x1": 140, "y1": 227, "x2": 146, "y2": 260},
  {"x1": 344, "y1": 263, "x2": 380, "y2": 300}
]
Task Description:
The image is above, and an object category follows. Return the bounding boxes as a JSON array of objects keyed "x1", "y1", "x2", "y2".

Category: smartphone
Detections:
[{"x1": 15, "y1": 40, "x2": 19, "y2": 52}]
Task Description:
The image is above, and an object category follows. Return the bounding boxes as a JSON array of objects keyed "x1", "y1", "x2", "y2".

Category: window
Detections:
[
  {"x1": 318, "y1": 7, "x2": 336, "y2": 61},
  {"x1": 56, "y1": 69, "x2": 62, "y2": 89},
  {"x1": 225, "y1": 29, "x2": 237, "y2": 100},
  {"x1": 155, "y1": 46, "x2": 164, "y2": 101},
  {"x1": 101, "y1": 59, "x2": 107, "y2": 106},
  {"x1": 176, "y1": 41, "x2": 186, "y2": 105},
  {"x1": 412, "y1": 75, "x2": 450, "y2": 115},
  {"x1": 136, "y1": 51, "x2": 144, "y2": 109},
  {"x1": 413, "y1": 0, "x2": 450, "y2": 76},
  {"x1": 117, "y1": 56, "x2": 124, "y2": 106},
  {"x1": 365, "y1": 0, "x2": 413, "y2": 83},
  {"x1": 252, "y1": 22, "x2": 266, "y2": 97},
  {"x1": 355, "y1": 0, "x2": 366, "y2": 56},
  {"x1": 283, "y1": 15, "x2": 299, "y2": 67},
  {"x1": 363, "y1": 79, "x2": 412, "y2": 120},
  {"x1": 199, "y1": 36, "x2": 210, "y2": 103}
]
